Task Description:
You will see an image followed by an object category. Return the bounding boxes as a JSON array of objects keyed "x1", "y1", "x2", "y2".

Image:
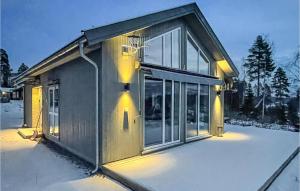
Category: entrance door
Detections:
[
  {"x1": 48, "y1": 85, "x2": 59, "y2": 138},
  {"x1": 32, "y1": 87, "x2": 42, "y2": 129}
]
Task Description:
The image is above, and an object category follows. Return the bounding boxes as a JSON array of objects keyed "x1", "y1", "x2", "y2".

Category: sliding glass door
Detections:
[
  {"x1": 186, "y1": 84, "x2": 198, "y2": 138},
  {"x1": 144, "y1": 77, "x2": 181, "y2": 148},
  {"x1": 186, "y1": 83, "x2": 210, "y2": 139},
  {"x1": 144, "y1": 78, "x2": 163, "y2": 147}
]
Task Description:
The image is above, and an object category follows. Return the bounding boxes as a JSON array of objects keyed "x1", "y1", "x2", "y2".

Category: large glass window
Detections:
[
  {"x1": 186, "y1": 34, "x2": 210, "y2": 75},
  {"x1": 144, "y1": 77, "x2": 181, "y2": 148},
  {"x1": 144, "y1": 78, "x2": 163, "y2": 147},
  {"x1": 144, "y1": 36, "x2": 163, "y2": 66},
  {"x1": 144, "y1": 28, "x2": 180, "y2": 68},
  {"x1": 172, "y1": 30, "x2": 180, "y2": 69},
  {"x1": 164, "y1": 33, "x2": 172, "y2": 68},
  {"x1": 187, "y1": 39, "x2": 198, "y2": 72},
  {"x1": 199, "y1": 85, "x2": 209, "y2": 134},
  {"x1": 186, "y1": 84, "x2": 198, "y2": 138}
]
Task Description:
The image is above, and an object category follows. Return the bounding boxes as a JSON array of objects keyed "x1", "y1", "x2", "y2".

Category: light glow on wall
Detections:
[
  {"x1": 217, "y1": 60, "x2": 233, "y2": 75},
  {"x1": 105, "y1": 154, "x2": 176, "y2": 178}
]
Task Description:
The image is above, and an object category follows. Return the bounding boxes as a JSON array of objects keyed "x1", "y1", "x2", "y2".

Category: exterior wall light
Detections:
[{"x1": 124, "y1": 83, "x2": 130, "y2": 91}]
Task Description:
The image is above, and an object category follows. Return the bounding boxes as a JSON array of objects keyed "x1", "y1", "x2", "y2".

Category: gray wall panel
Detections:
[{"x1": 40, "y1": 49, "x2": 101, "y2": 164}]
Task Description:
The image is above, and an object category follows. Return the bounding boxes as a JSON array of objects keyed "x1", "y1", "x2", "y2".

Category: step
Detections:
[{"x1": 17, "y1": 128, "x2": 42, "y2": 139}]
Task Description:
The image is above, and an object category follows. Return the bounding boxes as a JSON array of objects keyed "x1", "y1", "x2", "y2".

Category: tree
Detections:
[
  {"x1": 272, "y1": 67, "x2": 290, "y2": 104},
  {"x1": 242, "y1": 83, "x2": 254, "y2": 116},
  {"x1": 0, "y1": 49, "x2": 12, "y2": 87},
  {"x1": 244, "y1": 35, "x2": 276, "y2": 97},
  {"x1": 276, "y1": 105, "x2": 288, "y2": 124},
  {"x1": 18, "y1": 63, "x2": 29, "y2": 74},
  {"x1": 285, "y1": 50, "x2": 299, "y2": 83}
]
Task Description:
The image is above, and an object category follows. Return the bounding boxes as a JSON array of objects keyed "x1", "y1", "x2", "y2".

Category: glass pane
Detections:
[
  {"x1": 163, "y1": 33, "x2": 171, "y2": 67},
  {"x1": 54, "y1": 115, "x2": 59, "y2": 137},
  {"x1": 186, "y1": 84, "x2": 198, "y2": 138},
  {"x1": 173, "y1": 82, "x2": 180, "y2": 141},
  {"x1": 199, "y1": 52, "x2": 209, "y2": 75},
  {"x1": 49, "y1": 89, "x2": 53, "y2": 112},
  {"x1": 54, "y1": 88, "x2": 59, "y2": 113},
  {"x1": 145, "y1": 77, "x2": 163, "y2": 147},
  {"x1": 187, "y1": 38, "x2": 198, "y2": 72},
  {"x1": 49, "y1": 114, "x2": 54, "y2": 135},
  {"x1": 144, "y1": 36, "x2": 163, "y2": 66},
  {"x1": 165, "y1": 80, "x2": 172, "y2": 143},
  {"x1": 199, "y1": 85, "x2": 209, "y2": 134},
  {"x1": 172, "y1": 30, "x2": 180, "y2": 68}
]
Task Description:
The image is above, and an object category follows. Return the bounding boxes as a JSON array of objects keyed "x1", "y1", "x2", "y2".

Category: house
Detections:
[{"x1": 14, "y1": 3, "x2": 239, "y2": 171}]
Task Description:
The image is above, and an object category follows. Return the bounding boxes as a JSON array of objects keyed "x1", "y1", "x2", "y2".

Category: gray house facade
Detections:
[{"x1": 15, "y1": 3, "x2": 239, "y2": 168}]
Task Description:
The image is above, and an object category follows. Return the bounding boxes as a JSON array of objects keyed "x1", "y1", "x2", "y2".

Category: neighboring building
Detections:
[{"x1": 14, "y1": 3, "x2": 239, "y2": 167}]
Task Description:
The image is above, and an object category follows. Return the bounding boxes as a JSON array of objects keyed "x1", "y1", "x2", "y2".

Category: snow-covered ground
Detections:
[
  {"x1": 105, "y1": 124, "x2": 299, "y2": 191},
  {"x1": 268, "y1": 153, "x2": 300, "y2": 191},
  {"x1": 1, "y1": 101, "x2": 299, "y2": 191},
  {"x1": 0, "y1": 100, "x2": 23, "y2": 129},
  {"x1": 0, "y1": 101, "x2": 129, "y2": 191}
]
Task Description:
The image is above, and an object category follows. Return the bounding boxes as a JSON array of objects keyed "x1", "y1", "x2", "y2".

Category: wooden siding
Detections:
[{"x1": 39, "y1": 49, "x2": 101, "y2": 164}]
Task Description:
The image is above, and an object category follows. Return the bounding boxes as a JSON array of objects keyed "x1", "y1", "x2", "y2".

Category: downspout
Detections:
[{"x1": 79, "y1": 40, "x2": 99, "y2": 174}]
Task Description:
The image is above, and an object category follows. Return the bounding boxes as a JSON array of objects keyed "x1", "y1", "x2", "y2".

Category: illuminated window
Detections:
[{"x1": 144, "y1": 28, "x2": 181, "y2": 68}]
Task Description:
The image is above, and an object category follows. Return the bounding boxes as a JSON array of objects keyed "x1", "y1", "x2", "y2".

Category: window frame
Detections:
[
  {"x1": 143, "y1": 27, "x2": 181, "y2": 69},
  {"x1": 185, "y1": 83, "x2": 211, "y2": 140},
  {"x1": 143, "y1": 75, "x2": 182, "y2": 151},
  {"x1": 186, "y1": 31, "x2": 211, "y2": 75}
]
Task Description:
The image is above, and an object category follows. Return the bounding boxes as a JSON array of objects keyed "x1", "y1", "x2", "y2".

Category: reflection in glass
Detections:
[
  {"x1": 164, "y1": 33, "x2": 172, "y2": 67},
  {"x1": 172, "y1": 30, "x2": 180, "y2": 68},
  {"x1": 199, "y1": 52, "x2": 209, "y2": 75},
  {"x1": 144, "y1": 78, "x2": 163, "y2": 147},
  {"x1": 187, "y1": 38, "x2": 198, "y2": 72},
  {"x1": 186, "y1": 84, "x2": 198, "y2": 138},
  {"x1": 144, "y1": 36, "x2": 163, "y2": 66},
  {"x1": 199, "y1": 85, "x2": 209, "y2": 134},
  {"x1": 165, "y1": 80, "x2": 172, "y2": 142},
  {"x1": 173, "y1": 82, "x2": 180, "y2": 141}
]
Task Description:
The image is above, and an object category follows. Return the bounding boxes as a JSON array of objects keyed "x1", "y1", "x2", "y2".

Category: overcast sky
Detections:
[{"x1": 1, "y1": 0, "x2": 299, "y2": 74}]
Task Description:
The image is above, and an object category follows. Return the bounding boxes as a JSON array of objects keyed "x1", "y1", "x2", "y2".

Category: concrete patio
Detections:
[{"x1": 104, "y1": 125, "x2": 299, "y2": 191}]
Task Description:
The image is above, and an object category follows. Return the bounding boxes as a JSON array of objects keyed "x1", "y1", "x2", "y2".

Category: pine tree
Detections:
[
  {"x1": 244, "y1": 35, "x2": 276, "y2": 97},
  {"x1": 272, "y1": 67, "x2": 290, "y2": 104},
  {"x1": 242, "y1": 83, "x2": 254, "y2": 116},
  {"x1": 0, "y1": 49, "x2": 12, "y2": 87},
  {"x1": 18, "y1": 63, "x2": 29, "y2": 74}
]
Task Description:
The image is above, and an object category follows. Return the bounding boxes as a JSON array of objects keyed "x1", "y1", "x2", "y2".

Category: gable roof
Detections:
[
  {"x1": 83, "y1": 3, "x2": 239, "y2": 77},
  {"x1": 15, "y1": 3, "x2": 238, "y2": 84}
]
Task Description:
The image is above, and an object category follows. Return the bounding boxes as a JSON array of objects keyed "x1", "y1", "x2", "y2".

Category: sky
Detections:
[{"x1": 1, "y1": 0, "x2": 299, "y2": 75}]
